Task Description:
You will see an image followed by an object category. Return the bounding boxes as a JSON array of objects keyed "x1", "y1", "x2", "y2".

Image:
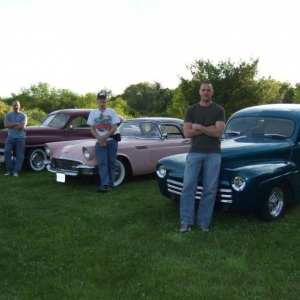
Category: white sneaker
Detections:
[{"x1": 178, "y1": 224, "x2": 192, "y2": 234}]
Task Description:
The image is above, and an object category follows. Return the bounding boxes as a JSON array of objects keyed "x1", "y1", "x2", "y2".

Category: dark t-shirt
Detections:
[{"x1": 184, "y1": 102, "x2": 225, "y2": 153}]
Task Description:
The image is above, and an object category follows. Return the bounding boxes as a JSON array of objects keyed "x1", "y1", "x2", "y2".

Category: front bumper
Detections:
[{"x1": 45, "y1": 158, "x2": 98, "y2": 176}]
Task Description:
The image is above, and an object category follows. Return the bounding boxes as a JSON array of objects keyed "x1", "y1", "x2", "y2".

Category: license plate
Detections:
[{"x1": 56, "y1": 173, "x2": 66, "y2": 183}]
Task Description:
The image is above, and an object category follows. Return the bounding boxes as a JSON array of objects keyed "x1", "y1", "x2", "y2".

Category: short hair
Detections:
[{"x1": 200, "y1": 82, "x2": 213, "y2": 90}]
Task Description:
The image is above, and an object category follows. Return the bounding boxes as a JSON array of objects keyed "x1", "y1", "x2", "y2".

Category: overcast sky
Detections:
[{"x1": 0, "y1": 0, "x2": 299, "y2": 98}]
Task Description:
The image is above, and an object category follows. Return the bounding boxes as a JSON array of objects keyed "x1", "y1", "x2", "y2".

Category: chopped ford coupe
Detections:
[{"x1": 156, "y1": 104, "x2": 300, "y2": 221}]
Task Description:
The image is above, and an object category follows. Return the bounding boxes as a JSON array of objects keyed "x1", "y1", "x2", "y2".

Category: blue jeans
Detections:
[
  {"x1": 4, "y1": 137, "x2": 26, "y2": 173},
  {"x1": 95, "y1": 139, "x2": 118, "y2": 186},
  {"x1": 180, "y1": 152, "x2": 221, "y2": 227}
]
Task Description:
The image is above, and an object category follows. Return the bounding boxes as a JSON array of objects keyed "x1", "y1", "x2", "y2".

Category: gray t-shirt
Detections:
[
  {"x1": 185, "y1": 102, "x2": 225, "y2": 153},
  {"x1": 5, "y1": 111, "x2": 27, "y2": 139}
]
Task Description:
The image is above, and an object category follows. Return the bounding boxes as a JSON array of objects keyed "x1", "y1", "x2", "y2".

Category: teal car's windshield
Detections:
[{"x1": 225, "y1": 117, "x2": 295, "y2": 138}]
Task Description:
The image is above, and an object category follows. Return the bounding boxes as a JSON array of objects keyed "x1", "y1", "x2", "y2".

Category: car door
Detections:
[{"x1": 62, "y1": 115, "x2": 93, "y2": 140}]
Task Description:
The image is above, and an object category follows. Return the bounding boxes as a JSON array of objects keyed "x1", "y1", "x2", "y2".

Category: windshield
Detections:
[
  {"x1": 40, "y1": 114, "x2": 69, "y2": 128},
  {"x1": 225, "y1": 117, "x2": 295, "y2": 138},
  {"x1": 117, "y1": 121, "x2": 162, "y2": 138}
]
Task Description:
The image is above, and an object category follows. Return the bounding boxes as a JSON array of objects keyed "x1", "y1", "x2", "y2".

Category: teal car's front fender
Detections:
[
  {"x1": 217, "y1": 159, "x2": 298, "y2": 212},
  {"x1": 156, "y1": 155, "x2": 299, "y2": 213}
]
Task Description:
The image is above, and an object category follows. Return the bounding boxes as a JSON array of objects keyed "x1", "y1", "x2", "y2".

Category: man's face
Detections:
[
  {"x1": 199, "y1": 84, "x2": 213, "y2": 102},
  {"x1": 97, "y1": 97, "x2": 106, "y2": 105},
  {"x1": 12, "y1": 101, "x2": 20, "y2": 112}
]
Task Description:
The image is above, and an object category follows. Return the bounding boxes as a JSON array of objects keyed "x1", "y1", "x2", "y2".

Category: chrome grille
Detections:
[
  {"x1": 167, "y1": 179, "x2": 233, "y2": 203},
  {"x1": 52, "y1": 158, "x2": 83, "y2": 171}
]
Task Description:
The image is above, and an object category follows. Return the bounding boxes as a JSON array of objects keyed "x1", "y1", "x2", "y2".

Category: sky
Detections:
[{"x1": 0, "y1": 0, "x2": 299, "y2": 98}]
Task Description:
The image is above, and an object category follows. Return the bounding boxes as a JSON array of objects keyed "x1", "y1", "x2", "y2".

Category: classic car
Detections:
[
  {"x1": 0, "y1": 108, "x2": 123, "y2": 172},
  {"x1": 156, "y1": 104, "x2": 300, "y2": 221},
  {"x1": 44, "y1": 117, "x2": 191, "y2": 186}
]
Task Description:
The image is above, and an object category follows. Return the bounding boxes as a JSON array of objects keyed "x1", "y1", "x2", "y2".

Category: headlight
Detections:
[
  {"x1": 231, "y1": 176, "x2": 246, "y2": 191},
  {"x1": 45, "y1": 146, "x2": 51, "y2": 156},
  {"x1": 156, "y1": 164, "x2": 167, "y2": 178},
  {"x1": 83, "y1": 148, "x2": 92, "y2": 160}
]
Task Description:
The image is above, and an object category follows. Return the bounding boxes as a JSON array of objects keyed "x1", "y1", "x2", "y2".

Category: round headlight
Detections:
[
  {"x1": 45, "y1": 146, "x2": 51, "y2": 156},
  {"x1": 231, "y1": 176, "x2": 246, "y2": 191},
  {"x1": 156, "y1": 164, "x2": 167, "y2": 178},
  {"x1": 83, "y1": 148, "x2": 92, "y2": 160}
]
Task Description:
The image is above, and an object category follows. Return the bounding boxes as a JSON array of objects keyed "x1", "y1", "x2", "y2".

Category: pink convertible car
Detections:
[{"x1": 44, "y1": 117, "x2": 190, "y2": 186}]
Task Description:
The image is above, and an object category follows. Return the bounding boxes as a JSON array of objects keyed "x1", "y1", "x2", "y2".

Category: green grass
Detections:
[{"x1": 1, "y1": 164, "x2": 300, "y2": 300}]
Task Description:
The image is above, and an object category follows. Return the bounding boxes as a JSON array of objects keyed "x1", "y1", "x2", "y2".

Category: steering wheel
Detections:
[{"x1": 150, "y1": 131, "x2": 159, "y2": 137}]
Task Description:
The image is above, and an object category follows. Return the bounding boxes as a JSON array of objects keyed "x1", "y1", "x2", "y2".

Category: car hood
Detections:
[
  {"x1": 159, "y1": 135, "x2": 292, "y2": 165},
  {"x1": 221, "y1": 136, "x2": 292, "y2": 163}
]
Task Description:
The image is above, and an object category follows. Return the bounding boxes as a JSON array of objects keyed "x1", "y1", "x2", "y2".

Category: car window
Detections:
[
  {"x1": 139, "y1": 122, "x2": 161, "y2": 138},
  {"x1": 71, "y1": 117, "x2": 88, "y2": 128},
  {"x1": 40, "y1": 114, "x2": 69, "y2": 128},
  {"x1": 118, "y1": 121, "x2": 163, "y2": 138},
  {"x1": 225, "y1": 117, "x2": 295, "y2": 137},
  {"x1": 253, "y1": 117, "x2": 294, "y2": 137},
  {"x1": 118, "y1": 122, "x2": 142, "y2": 137},
  {"x1": 161, "y1": 125, "x2": 183, "y2": 139}
]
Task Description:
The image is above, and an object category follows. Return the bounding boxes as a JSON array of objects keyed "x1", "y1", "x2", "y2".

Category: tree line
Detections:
[{"x1": 1, "y1": 57, "x2": 299, "y2": 128}]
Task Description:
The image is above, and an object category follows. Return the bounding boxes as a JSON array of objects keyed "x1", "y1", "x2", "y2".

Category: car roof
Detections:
[
  {"x1": 123, "y1": 117, "x2": 183, "y2": 123},
  {"x1": 49, "y1": 108, "x2": 93, "y2": 114},
  {"x1": 230, "y1": 104, "x2": 300, "y2": 119}
]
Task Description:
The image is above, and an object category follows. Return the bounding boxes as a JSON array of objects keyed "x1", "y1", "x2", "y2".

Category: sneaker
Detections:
[
  {"x1": 4, "y1": 172, "x2": 11, "y2": 176},
  {"x1": 198, "y1": 225, "x2": 210, "y2": 232},
  {"x1": 178, "y1": 224, "x2": 192, "y2": 234},
  {"x1": 13, "y1": 172, "x2": 18, "y2": 177},
  {"x1": 97, "y1": 185, "x2": 109, "y2": 193}
]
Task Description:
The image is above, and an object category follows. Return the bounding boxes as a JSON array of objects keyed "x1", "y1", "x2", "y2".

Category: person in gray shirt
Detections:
[{"x1": 4, "y1": 100, "x2": 27, "y2": 177}]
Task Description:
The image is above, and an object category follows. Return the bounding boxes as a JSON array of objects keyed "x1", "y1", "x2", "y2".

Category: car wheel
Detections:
[
  {"x1": 114, "y1": 158, "x2": 128, "y2": 186},
  {"x1": 26, "y1": 148, "x2": 47, "y2": 171},
  {"x1": 257, "y1": 183, "x2": 287, "y2": 222}
]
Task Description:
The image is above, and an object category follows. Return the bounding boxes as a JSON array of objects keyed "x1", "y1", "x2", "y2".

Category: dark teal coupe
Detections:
[{"x1": 156, "y1": 104, "x2": 300, "y2": 221}]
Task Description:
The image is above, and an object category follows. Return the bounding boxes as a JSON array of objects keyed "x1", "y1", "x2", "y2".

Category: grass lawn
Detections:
[{"x1": 1, "y1": 164, "x2": 300, "y2": 300}]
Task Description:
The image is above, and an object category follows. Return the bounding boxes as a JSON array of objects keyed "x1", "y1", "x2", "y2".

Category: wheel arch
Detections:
[
  {"x1": 25, "y1": 146, "x2": 47, "y2": 171},
  {"x1": 117, "y1": 155, "x2": 132, "y2": 177}
]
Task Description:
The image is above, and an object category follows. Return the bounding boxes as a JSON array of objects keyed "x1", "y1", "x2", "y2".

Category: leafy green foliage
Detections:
[
  {"x1": 108, "y1": 96, "x2": 133, "y2": 119},
  {"x1": 0, "y1": 101, "x2": 11, "y2": 129},
  {"x1": 22, "y1": 108, "x2": 48, "y2": 126},
  {"x1": 121, "y1": 82, "x2": 174, "y2": 117},
  {"x1": 1, "y1": 58, "x2": 300, "y2": 123}
]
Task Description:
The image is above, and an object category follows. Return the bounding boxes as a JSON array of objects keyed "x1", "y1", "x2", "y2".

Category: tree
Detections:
[
  {"x1": 0, "y1": 101, "x2": 11, "y2": 129},
  {"x1": 121, "y1": 82, "x2": 174, "y2": 116},
  {"x1": 177, "y1": 58, "x2": 261, "y2": 118},
  {"x1": 3, "y1": 82, "x2": 82, "y2": 114},
  {"x1": 293, "y1": 83, "x2": 300, "y2": 103},
  {"x1": 108, "y1": 97, "x2": 132, "y2": 119},
  {"x1": 166, "y1": 87, "x2": 189, "y2": 119},
  {"x1": 23, "y1": 108, "x2": 47, "y2": 126}
]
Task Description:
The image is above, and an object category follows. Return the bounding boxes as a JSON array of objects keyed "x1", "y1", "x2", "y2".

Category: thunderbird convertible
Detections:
[
  {"x1": 44, "y1": 117, "x2": 190, "y2": 186},
  {"x1": 156, "y1": 104, "x2": 300, "y2": 221}
]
